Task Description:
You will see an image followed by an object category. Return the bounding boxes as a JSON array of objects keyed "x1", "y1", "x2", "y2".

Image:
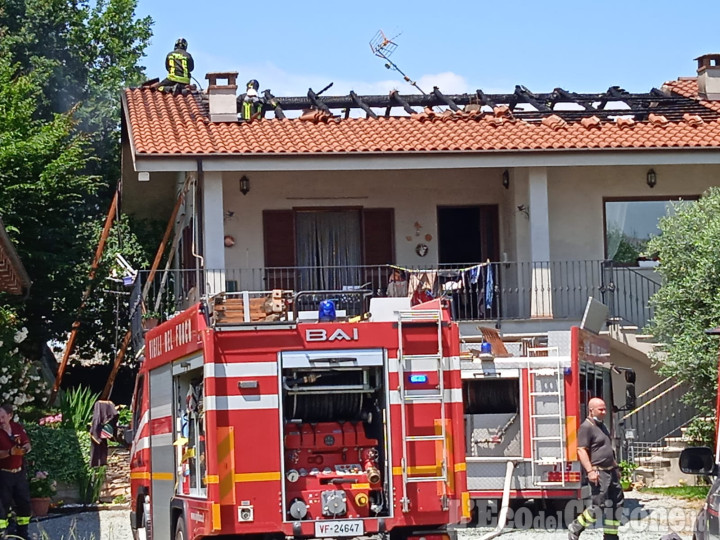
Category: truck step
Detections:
[
  {"x1": 405, "y1": 476, "x2": 447, "y2": 483},
  {"x1": 406, "y1": 435, "x2": 445, "y2": 442}
]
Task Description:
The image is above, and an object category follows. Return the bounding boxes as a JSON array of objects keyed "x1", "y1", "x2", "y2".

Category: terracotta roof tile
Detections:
[{"x1": 124, "y1": 84, "x2": 720, "y2": 156}]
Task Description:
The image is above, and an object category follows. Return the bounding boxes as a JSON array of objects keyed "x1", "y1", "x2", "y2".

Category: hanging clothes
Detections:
[
  {"x1": 408, "y1": 271, "x2": 438, "y2": 305},
  {"x1": 90, "y1": 400, "x2": 118, "y2": 467},
  {"x1": 485, "y1": 264, "x2": 495, "y2": 311}
]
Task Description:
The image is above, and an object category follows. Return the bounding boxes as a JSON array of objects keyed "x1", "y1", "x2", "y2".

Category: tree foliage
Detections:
[
  {"x1": 0, "y1": 0, "x2": 154, "y2": 369},
  {"x1": 647, "y1": 187, "x2": 720, "y2": 413},
  {"x1": 0, "y1": 48, "x2": 99, "y2": 359}
]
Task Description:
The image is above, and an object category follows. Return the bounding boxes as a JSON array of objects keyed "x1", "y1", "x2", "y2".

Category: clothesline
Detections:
[{"x1": 388, "y1": 261, "x2": 492, "y2": 274}]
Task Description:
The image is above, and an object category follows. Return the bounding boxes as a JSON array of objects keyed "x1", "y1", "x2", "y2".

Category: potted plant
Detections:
[
  {"x1": 142, "y1": 311, "x2": 161, "y2": 330},
  {"x1": 29, "y1": 470, "x2": 56, "y2": 516},
  {"x1": 618, "y1": 460, "x2": 637, "y2": 491}
]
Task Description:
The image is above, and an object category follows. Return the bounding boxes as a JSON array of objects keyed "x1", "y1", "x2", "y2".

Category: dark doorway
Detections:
[{"x1": 437, "y1": 205, "x2": 499, "y2": 264}]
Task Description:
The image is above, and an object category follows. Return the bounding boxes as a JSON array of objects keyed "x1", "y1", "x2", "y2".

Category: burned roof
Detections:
[{"x1": 122, "y1": 77, "x2": 720, "y2": 156}]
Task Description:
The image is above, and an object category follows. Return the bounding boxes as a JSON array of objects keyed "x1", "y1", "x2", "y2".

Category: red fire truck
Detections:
[
  {"x1": 462, "y1": 326, "x2": 635, "y2": 519},
  {"x1": 127, "y1": 292, "x2": 469, "y2": 540}
]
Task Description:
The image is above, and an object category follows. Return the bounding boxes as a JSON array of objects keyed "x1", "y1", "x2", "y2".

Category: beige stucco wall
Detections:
[
  {"x1": 123, "y1": 161, "x2": 720, "y2": 271},
  {"x1": 221, "y1": 168, "x2": 511, "y2": 270},
  {"x1": 547, "y1": 164, "x2": 720, "y2": 261}
]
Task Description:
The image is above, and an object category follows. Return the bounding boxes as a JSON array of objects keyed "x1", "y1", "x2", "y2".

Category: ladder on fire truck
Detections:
[
  {"x1": 527, "y1": 348, "x2": 568, "y2": 486},
  {"x1": 396, "y1": 309, "x2": 448, "y2": 512}
]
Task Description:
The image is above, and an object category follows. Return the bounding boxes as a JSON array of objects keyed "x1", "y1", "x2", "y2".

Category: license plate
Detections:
[{"x1": 314, "y1": 519, "x2": 364, "y2": 537}]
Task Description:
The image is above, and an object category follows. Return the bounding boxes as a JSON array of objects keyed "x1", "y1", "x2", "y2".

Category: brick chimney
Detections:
[
  {"x1": 696, "y1": 54, "x2": 720, "y2": 100},
  {"x1": 205, "y1": 71, "x2": 239, "y2": 122}
]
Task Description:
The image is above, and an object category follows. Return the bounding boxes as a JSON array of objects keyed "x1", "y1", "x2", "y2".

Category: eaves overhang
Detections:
[{"x1": 129, "y1": 146, "x2": 720, "y2": 174}]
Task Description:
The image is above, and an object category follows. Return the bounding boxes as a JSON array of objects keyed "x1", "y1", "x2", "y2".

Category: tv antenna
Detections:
[{"x1": 369, "y1": 30, "x2": 426, "y2": 95}]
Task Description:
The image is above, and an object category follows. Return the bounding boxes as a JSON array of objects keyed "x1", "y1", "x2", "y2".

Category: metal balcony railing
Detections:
[
  {"x1": 602, "y1": 261, "x2": 661, "y2": 330},
  {"x1": 137, "y1": 260, "x2": 620, "y2": 324}
]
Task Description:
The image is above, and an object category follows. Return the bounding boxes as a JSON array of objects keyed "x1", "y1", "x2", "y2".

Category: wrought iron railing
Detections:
[
  {"x1": 137, "y1": 260, "x2": 616, "y2": 324},
  {"x1": 621, "y1": 377, "x2": 696, "y2": 445},
  {"x1": 601, "y1": 261, "x2": 661, "y2": 330}
]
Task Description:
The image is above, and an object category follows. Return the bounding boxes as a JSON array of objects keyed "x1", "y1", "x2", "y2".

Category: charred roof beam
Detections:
[
  {"x1": 431, "y1": 87, "x2": 460, "y2": 111},
  {"x1": 550, "y1": 88, "x2": 594, "y2": 110},
  {"x1": 389, "y1": 90, "x2": 416, "y2": 114},
  {"x1": 514, "y1": 85, "x2": 550, "y2": 112},
  {"x1": 262, "y1": 90, "x2": 286, "y2": 120},
  {"x1": 307, "y1": 87, "x2": 331, "y2": 113},
  {"x1": 350, "y1": 91, "x2": 378, "y2": 119},
  {"x1": 474, "y1": 90, "x2": 495, "y2": 108}
]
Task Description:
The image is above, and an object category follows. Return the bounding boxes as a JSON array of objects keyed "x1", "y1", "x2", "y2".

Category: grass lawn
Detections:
[{"x1": 642, "y1": 485, "x2": 710, "y2": 500}]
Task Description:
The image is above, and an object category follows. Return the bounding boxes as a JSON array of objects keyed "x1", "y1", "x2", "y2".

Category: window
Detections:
[
  {"x1": 131, "y1": 375, "x2": 144, "y2": 435},
  {"x1": 604, "y1": 198, "x2": 696, "y2": 264},
  {"x1": 263, "y1": 208, "x2": 394, "y2": 290},
  {"x1": 174, "y1": 365, "x2": 206, "y2": 498}
]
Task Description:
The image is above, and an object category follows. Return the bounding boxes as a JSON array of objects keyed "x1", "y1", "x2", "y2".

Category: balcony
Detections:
[{"x1": 139, "y1": 260, "x2": 659, "y2": 329}]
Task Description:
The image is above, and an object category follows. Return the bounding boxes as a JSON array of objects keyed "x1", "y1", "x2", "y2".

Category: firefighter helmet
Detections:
[
  {"x1": 175, "y1": 37, "x2": 188, "y2": 50},
  {"x1": 247, "y1": 79, "x2": 260, "y2": 91}
]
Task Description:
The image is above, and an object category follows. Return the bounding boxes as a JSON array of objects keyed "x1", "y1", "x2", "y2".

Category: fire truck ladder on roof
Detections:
[
  {"x1": 396, "y1": 309, "x2": 448, "y2": 513},
  {"x1": 528, "y1": 350, "x2": 567, "y2": 486}
]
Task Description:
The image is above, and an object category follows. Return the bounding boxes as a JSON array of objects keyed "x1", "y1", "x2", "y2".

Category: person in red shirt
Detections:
[{"x1": 0, "y1": 403, "x2": 32, "y2": 540}]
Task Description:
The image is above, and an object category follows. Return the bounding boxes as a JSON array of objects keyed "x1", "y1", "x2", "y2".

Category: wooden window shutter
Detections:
[
  {"x1": 263, "y1": 210, "x2": 296, "y2": 289},
  {"x1": 362, "y1": 208, "x2": 394, "y2": 264},
  {"x1": 362, "y1": 208, "x2": 394, "y2": 289}
]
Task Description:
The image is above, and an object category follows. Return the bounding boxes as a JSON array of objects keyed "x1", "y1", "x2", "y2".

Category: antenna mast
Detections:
[{"x1": 369, "y1": 30, "x2": 426, "y2": 95}]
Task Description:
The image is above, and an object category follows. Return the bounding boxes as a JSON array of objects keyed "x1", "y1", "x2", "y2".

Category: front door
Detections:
[
  {"x1": 437, "y1": 205, "x2": 499, "y2": 319},
  {"x1": 437, "y1": 205, "x2": 499, "y2": 264}
]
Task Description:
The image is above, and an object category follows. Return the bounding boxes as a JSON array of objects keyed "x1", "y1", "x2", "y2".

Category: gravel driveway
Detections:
[{"x1": 24, "y1": 491, "x2": 704, "y2": 540}]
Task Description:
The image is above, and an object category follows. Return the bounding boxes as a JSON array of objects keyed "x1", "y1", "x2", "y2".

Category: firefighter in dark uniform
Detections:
[
  {"x1": 0, "y1": 403, "x2": 32, "y2": 540},
  {"x1": 568, "y1": 397, "x2": 623, "y2": 540},
  {"x1": 158, "y1": 37, "x2": 195, "y2": 92},
  {"x1": 242, "y1": 79, "x2": 263, "y2": 120}
]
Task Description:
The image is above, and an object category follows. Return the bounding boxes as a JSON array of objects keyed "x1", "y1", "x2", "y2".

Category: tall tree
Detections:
[
  {"x1": 0, "y1": 46, "x2": 96, "y2": 363},
  {"x1": 0, "y1": 0, "x2": 154, "y2": 363},
  {"x1": 0, "y1": 0, "x2": 152, "y2": 179},
  {"x1": 647, "y1": 187, "x2": 720, "y2": 413}
]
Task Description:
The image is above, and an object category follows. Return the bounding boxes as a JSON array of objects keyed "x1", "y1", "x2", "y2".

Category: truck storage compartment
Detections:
[{"x1": 280, "y1": 349, "x2": 389, "y2": 522}]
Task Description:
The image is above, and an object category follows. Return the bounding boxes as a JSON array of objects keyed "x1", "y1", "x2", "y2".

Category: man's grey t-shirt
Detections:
[{"x1": 577, "y1": 418, "x2": 616, "y2": 468}]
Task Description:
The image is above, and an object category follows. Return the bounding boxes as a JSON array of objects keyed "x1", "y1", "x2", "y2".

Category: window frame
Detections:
[{"x1": 602, "y1": 195, "x2": 699, "y2": 264}]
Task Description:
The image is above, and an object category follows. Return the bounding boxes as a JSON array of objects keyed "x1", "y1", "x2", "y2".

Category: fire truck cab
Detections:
[{"x1": 127, "y1": 291, "x2": 468, "y2": 540}]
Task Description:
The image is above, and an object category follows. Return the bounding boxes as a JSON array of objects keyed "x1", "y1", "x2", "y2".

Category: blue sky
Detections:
[{"x1": 136, "y1": 0, "x2": 720, "y2": 97}]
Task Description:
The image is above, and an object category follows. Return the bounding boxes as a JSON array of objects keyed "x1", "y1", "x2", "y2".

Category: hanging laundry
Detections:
[
  {"x1": 90, "y1": 400, "x2": 118, "y2": 467},
  {"x1": 485, "y1": 264, "x2": 495, "y2": 311},
  {"x1": 408, "y1": 270, "x2": 438, "y2": 306}
]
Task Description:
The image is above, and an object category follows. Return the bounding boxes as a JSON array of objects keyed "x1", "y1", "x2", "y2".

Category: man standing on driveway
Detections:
[
  {"x1": 0, "y1": 403, "x2": 32, "y2": 540},
  {"x1": 568, "y1": 397, "x2": 623, "y2": 540}
]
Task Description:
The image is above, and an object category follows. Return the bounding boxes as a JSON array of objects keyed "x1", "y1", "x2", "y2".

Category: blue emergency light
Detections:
[
  {"x1": 408, "y1": 374, "x2": 428, "y2": 384},
  {"x1": 318, "y1": 299, "x2": 336, "y2": 322}
]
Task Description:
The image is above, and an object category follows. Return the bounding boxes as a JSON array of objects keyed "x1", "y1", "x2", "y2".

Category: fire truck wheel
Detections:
[{"x1": 174, "y1": 517, "x2": 187, "y2": 540}]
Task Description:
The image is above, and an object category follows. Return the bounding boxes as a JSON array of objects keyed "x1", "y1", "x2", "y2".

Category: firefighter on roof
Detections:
[
  {"x1": 0, "y1": 403, "x2": 32, "y2": 540},
  {"x1": 242, "y1": 79, "x2": 263, "y2": 120},
  {"x1": 158, "y1": 37, "x2": 195, "y2": 92}
]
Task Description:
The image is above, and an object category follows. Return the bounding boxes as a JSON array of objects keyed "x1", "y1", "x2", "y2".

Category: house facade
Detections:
[{"x1": 121, "y1": 58, "x2": 720, "y2": 441}]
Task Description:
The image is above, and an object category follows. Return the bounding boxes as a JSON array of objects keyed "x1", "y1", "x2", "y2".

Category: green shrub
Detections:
[
  {"x1": 619, "y1": 460, "x2": 638, "y2": 483},
  {"x1": 683, "y1": 417, "x2": 715, "y2": 447},
  {"x1": 25, "y1": 423, "x2": 107, "y2": 504},
  {"x1": 26, "y1": 424, "x2": 86, "y2": 485}
]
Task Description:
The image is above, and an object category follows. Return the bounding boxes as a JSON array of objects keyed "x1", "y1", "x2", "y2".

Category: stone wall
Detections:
[{"x1": 99, "y1": 446, "x2": 131, "y2": 504}]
